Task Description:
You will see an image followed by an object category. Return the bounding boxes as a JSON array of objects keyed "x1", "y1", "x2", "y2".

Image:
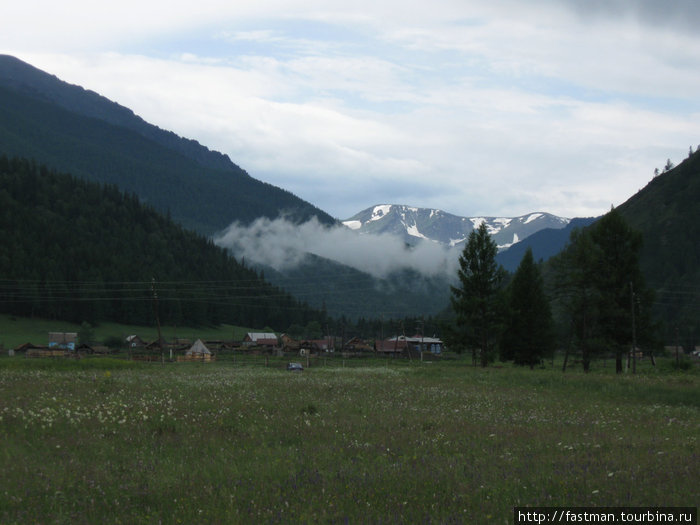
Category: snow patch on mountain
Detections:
[
  {"x1": 406, "y1": 223, "x2": 428, "y2": 240},
  {"x1": 524, "y1": 213, "x2": 543, "y2": 224},
  {"x1": 370, "y1": 204, "x2": 392, "y2": 222},
  {"x1": 499, "y1": 233, "x2": 520, "y2": 250},
  {"x1": 343, "y1": 204, "x2": 570, "y2": 250}
]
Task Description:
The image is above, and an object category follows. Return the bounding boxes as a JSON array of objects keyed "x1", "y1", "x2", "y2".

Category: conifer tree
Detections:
[
  {"x1": 553, "y1": 227, "x2": 603, "y2": 372},
  {"x1": 589, "y1": 207, "x2": 653, "y2": 373},
  {"x1": 501, "y1": 248, "x2": 554, "y2": 368},
  {"x1": 449, "y1": 223, "x2": 505, "y2": 366},
  {"x1": 554, "y1": 208, "x2": 654, "y2": 373}
]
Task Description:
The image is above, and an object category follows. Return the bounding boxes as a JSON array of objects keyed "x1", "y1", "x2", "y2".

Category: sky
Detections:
[{"x1": 3, "y1": 0, "x2": 700, "y2": 221}]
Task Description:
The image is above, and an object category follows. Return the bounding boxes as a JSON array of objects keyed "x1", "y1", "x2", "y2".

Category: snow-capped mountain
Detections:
[{"x1": 343, "y1": 204, "x2": 570, "y2": 250}]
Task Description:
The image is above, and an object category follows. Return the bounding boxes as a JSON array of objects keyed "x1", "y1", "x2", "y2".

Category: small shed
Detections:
[
  {"x1": 180, "y1": 339, "x2": 215, "y2": 362},
  {"x1": 49, "y1": 332, "x2": 77, "y2": 351},
  {"x1": 187, "y1": 339, "x2": 211, "y2": 357}
]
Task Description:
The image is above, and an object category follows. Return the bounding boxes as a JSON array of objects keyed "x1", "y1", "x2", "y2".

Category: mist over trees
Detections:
[{"x1": 0, "y1": 156, "x2": 324, "y2": 331}]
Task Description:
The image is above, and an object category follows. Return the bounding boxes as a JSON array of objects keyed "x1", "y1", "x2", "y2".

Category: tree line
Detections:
[{"x1": 446, "y1": 209, "x2": 656, "y2": 372}]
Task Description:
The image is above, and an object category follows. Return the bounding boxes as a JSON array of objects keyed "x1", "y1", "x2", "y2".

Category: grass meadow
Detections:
[{"x1": 0, "y1": 356, "x2": 697, "y2": 524}]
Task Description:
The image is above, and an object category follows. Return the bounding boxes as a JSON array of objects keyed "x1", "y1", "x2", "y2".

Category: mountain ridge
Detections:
[
  {"x1": 343, "y1": 204, "x2": 570, "y2": 250},
  {"x1": 0, "y1": 54, "x2": 335, "y2": 234},
  {"x1": 0, "y1": 54, "x2": 236, "y2": 173}
]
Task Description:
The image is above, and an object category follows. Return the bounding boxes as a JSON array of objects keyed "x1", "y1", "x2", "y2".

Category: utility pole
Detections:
[
  {"x1": 402, "y1": 321, "x2": 411, "y2": 362},
  {"x1": 630, "y1": 282, "x2": 637, "y2": 374},
  {"x1": 152, "y1": 277, "x2": 163, "y2": 362},
  {"x1": 418, "y1": 316, "x2": 425, "y2": 362}
]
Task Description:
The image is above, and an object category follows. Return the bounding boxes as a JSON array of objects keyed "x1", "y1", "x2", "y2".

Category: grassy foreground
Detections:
[{"x1": 0, "y1": 358, "x2": 697, "y2": 524}]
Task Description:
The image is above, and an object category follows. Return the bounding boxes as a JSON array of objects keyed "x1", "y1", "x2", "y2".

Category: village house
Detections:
[
  {"x1": 125, "y1": 335, "x2": 147, "y2": 348},
  {"x1": 243, "y1": 332, "x2": 279, "y2": 348},
  {"x1": 375, "y1": 337, "x2": 408, "y2": 355},
  {"x1": 48, "y1": 332, "x2": 77, "y2": 351},
  {"x1": 343, "y1": 337, "x2": 373, "y2": 352},
  {"x1": 13, "y1": 342, "x2": 48, "y2": 354},
  {"x1": 375, "y1": 335, "x2": 444, "y2": 356},
  {"x1": 76, "y1": 343, "x2": 110, "y2": 354}
]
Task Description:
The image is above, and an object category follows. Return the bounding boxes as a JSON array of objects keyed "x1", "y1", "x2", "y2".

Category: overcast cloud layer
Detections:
[{"x1": 3, "y1": 1, "x2": 699, "y2": 220}]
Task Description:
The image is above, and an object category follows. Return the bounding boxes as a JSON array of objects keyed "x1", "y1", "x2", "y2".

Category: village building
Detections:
[
  {"x1": 376, "y1": 335, "x2": 443, "y2": 356},
  {"x1": 76, "y1": 343, "x2": 110, "y2": 354},
  {"x1": 243, "y1": 332, "x2": 279, "y2": 348},
  {"x1": 178, "y1": 339, "x2": 215, "y2": 362},
  {"x1": 48, "y1": 332, "x2": 77, "y2": 351},
  {"x1": 125, "y1": 335, "x2": 147, "y2": 348}
]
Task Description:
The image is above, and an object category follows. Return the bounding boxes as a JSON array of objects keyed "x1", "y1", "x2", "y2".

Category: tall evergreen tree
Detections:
[
  {"x1": 501, "y1": 248, "x2": 554, "y2": 368},
  {"x1": 553, "y1": 208, "x2": 655, "y2": 373},
  {"x1": 552, "y1": 227, "x2": 603, "y2": 372},
  {"x1": 449, "y1": 223, "x2": 505, "y2": 366},
  {"x1": 589, "y1": 207, "x2": 654, "y2": 373}
]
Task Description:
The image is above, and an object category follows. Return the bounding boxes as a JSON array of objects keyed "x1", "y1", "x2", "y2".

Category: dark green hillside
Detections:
[
  {"x1": 616, "y1": 149, "x2": 700, "y2": 339},
  {"x1": 0, "y1": 55, "x2": 335, "y2": 234},
  {"x1": 262, "y1": 253, "x2": 451, "y2": 320},
  {"x1": 0, "y1": 156, "x2": 322, "y2": 329}
]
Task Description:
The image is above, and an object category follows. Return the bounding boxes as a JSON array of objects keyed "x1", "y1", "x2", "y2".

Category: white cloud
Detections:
[
  {"x1": 214, "y1": 217, "x2": 459, "y2": 278},
  {"x1": 2, "y1": 0, "x2": 699, "y2": 221}
]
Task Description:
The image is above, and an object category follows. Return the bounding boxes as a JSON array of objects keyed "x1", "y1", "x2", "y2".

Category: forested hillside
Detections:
[
  {"x1": 0, "y1": 55, "x2": 335, "y2": 235},
  {"x1": 262, "y1": 253, "x2": 452, "y2": 320},
  {"x1": 0, "y1": 156, "x2": 323, "y2": 330},
  {"x1": 616, "y1": 149, "x2": 700, "y2": 340}
]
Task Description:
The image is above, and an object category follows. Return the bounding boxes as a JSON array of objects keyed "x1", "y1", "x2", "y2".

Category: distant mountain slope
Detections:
[
  {"x1": 343, "y1": 204, "x2": 569, "y2": 249},
  {"x1": 0, "y1": 55, "x2": 335, "y2": 234},
  {"x1": 496, "y1": 217, "x2": 598, "y2": 272}
]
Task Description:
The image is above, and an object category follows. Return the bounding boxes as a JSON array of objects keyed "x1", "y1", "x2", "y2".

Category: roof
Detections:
[
  {"x1": 388, "y1": 335, "x2": 443, "y2": 344},
  {"x1": 186, "y1": 339, "x2": 211, "y2": 356},
  {"x1": 245, "y1": 332, "x2": 278, "y2": 342},
  {"x1": 125, "y1": 335, "x2": 146, "y2": 346}
]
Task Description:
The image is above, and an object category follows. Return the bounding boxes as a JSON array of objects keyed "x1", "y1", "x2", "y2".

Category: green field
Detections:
[{"x1": 0, "y1": 357, "x2": 697, "y2": 524}]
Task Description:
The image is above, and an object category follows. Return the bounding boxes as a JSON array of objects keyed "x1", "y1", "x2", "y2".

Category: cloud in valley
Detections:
[{"x1": 214, "y1": 217, "x2": 459, "y2": 279}]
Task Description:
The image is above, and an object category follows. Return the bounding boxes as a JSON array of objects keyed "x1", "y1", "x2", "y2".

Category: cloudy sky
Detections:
[{"x1": 3, "y1": 1, "x2": 699, "y2": 220}]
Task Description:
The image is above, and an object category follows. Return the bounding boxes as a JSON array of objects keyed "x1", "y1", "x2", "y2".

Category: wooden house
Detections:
[
  {"x1": 125, "y1": 335, "x2": 147, "y2": 348},
  {"x1": 243, "y1": 332, "x2": 279, "y2": 348}
]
